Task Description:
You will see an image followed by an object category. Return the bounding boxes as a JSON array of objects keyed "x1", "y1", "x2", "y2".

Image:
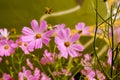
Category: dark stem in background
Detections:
[
  {"x1": 93, "y1": 0, "x2": 110, "y2": 79},
  {"x1": 110, "y1": 5, "x2": 114, "y2": 78}
]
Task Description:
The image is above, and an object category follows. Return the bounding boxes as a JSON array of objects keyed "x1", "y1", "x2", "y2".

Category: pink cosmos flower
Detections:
[
  {"x1": 26, "y1": 58, "x2": 34, "y2": 70},
  {"x1": 0, "y1": 28, "x2": 9, "y2": 40},
  {"x1": 2, "y1": 73, "x2": 14, "y2": 80},
  {"x1": 75, "y1": 22, "x2": 90, "y2": 35},
  {"x1": 40, "y1": 50, "x2": 54, "y2": 65},
  {"x1": 40, "y1": 73, "x2": 51, "y2": 80},
  {"x1": 19, "y1": 67, "x2": 40, "y2": 80},
  {"x1": 21, "y1": 20, "x2": 54, "y2": 52},
  {"x1": 55, "y1": 28, "x2": 84, "y2": 58},
  {"x1": 16, "y1": 37, "x2": 30, "y2": 54},
  {"x1": 18, "y1": 66, "x2": 50, "y2": 80},
  {"x1": 0, "y1": 40, "x2": 16, "y2": 56},
  {"x1": 18, "y1": 67, "x2": 32, "y2": 80}
]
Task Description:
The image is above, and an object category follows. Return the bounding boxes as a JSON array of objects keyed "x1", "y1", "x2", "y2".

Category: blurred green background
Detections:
[{"x1": 0, "y1": 0, "x2": 107, "y2": 33}]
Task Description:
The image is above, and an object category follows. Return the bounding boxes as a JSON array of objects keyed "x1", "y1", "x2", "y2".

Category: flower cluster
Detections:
[{"x1": 0, "y1": 19, "x2": 119, "y2": 80}]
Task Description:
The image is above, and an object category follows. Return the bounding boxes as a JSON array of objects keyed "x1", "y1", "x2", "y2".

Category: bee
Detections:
[
  {"x1": 45, "y1": 7, "x2": 52, "y2": 14},
  {"x1": 103, "y1": 0, "x2": 107, "y2": 2}
]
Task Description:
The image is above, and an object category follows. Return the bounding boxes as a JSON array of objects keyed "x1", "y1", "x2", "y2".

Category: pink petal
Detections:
[
  {"x1": 42, "y1": 37, "x2": 50, "y2": 46},
  {"x1": 22, "y1": 36, "x2": 34, "y2": 42},
  {"x1": 18, "y1": 72, "x2": 24, "y2": 80},
  {"x1": 83, "y1": 27, "x2": 90, "y2": 35},
  {"x1": 57, "y1": 28, "x2": 70, "y2": 40},
  {"x1": 59, "y1": 46, "x2": 68, "y2": 58},
  {"x1": 75, "y1": 22, "x2": 85, "y2": 30},
  {"x1": 68, "y1": 48, "x2": 78, "y2": 57},
  {"x1": 26, "y1": 58, "x2": 34, "y2": 70},
  {"x1": 35, "y1": 39, "x2": 42, "y2": 49},
  {"x1": 22, "y1": 27, "x2": 34, "y2": 35},
  {"x1": 27, "y1": 41, "x2": 35, "y2": 52},
  {"x1": 40, "y1": 57, "x2": 47, "y2": 65},
  {"x1": 31, "y1": 20, "x2": 39, "y2": 32},
  {"x1": 70, "y1": 33, "x2": 80, "y2": 42},
  {"x1": 55, "y1": 37, "x2": 64, "y2": 45},
  {"x1": 43, "y1": 30, "x2": 54, "y2": 37},
  {"x1": 72, "y1": 44, "x2": 84, "y2": 51},
  {"x1": 39, "y1": 20, "x2": 47, "y2": 33}
]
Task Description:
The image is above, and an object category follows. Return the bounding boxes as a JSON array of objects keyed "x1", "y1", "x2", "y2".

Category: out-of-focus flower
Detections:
[
  {"x1": 16, "y1": 37, "x2": 30, "y2": 54},
  {"x1": 81, "y1": 67, "x2": 96, "y2": 80},
  {"x1": 26, "y1": 58, "x2": 34, "y2": 70},
  {"x1": 41, "y1": 73, "x2": 51, "y2": 80},
  {"x1": 107, "y1": 48, "x2": 112, "y2": 66},
  {"x1": 55, "y1": 24, "x2": 65, "y2": 34},
  {"x1": 18, "y1": 66, "x2": 50, "y2": 80},
  {"x1": 0, "y1": 28, "x2": 9, "y2": 40},
  {"x1": 55, "y1": 28, "x2": 84, "y2": 58},
  {"x1": 114, "y1": 27, "x2": 120, "y2": 43},
  {"x1": 96, "y1": 70, "x2": 105, "y2": 80},
  {"x1": 81, "y1": 54, "x2": 92, "y2": 67},
  {"x1": 18, "y1": 66, "x2": 32, "y2": 80},
  {"x1": 21, "y1": 20, "x2": 54, "y2": 52},
  {"x1": 109, "y1": 26, "x2": 120, "y2": 44},
  {"x1": 53, "y1": 68, "x2": 71, "y2": 76},
  {"x1": 40, "y1": 50, "x2": 54, "y2": 65},
  {"x1": 0, "y1": 40, "x2": 16, "y2": 56},
  {"x1": 2, "y1": 73, "x2": 14, "y2": 80},
  {"x1": 75, "y1": 22, "x2": 90, "y2": 35}
]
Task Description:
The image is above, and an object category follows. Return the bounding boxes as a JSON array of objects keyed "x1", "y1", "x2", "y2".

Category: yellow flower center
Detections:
[
  {"x1": 4, "y1": 45, "x2": 9, "y2": 50},
  {"x1": 78, "y1": 30, "x2": 82, "y2": 34},
  {"x1": 18, "y1": 41, "x2": 22, "y2": 46},
  {"x1": 24, "y1": 43, "x2": 28, "y2": 46},
  {"x1": 64, "y1": 41, "x2": 70, "y2": 47},
  {"x1": 35, "y1": 33, "x2": 41, "y2": 39}
]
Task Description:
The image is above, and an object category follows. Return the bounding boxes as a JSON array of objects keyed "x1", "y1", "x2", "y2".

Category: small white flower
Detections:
[{"x1": 0, "y1": 28, "x2": 9, "y2": 40}]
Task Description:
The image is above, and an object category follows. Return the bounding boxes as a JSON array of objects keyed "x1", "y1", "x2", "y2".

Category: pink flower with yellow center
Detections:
[
  {"x1": 75, "y1": 22, "x2": 90, "y2": 35},
  {"x1": 21, "y1": 20, "x2": 54, "y2": 52},
  {"x1": 0, "y1": 40, "x2": 16, "y2": 56},
  {"x1": 55, "y1": 28, "x2": 84, "y2": 58},
  {"x1": 16, "y1": 37, "x2": 30, "y2": 54}
]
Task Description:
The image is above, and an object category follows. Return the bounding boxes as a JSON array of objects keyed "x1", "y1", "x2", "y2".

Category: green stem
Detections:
[
  {"x1": 69, "y1": 64, "x2": 81, "y2": 80},
  {"x1": 98, "y1": 10, "x2": 120, "y2": 27},
  {"x1": 110, "y1": 5, "x2": 114, "y2": 78},
  {"x1": 34, "y1": 55, "x2": 46, "y2": 73},
  {"x1": 66, "y1": 57, "x2": 72, "y2": 75},
  {"x1": 48, "y1": 66, "x2": 56, "y2": 80},
  {"x1": 93, "y1": 0, "x2": 110, "y2": 79},
  {"x1": 11, "y1": 55, "x2": 18, "y2": 73}
]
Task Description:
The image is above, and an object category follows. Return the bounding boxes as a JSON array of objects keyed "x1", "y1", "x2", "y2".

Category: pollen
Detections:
[
  {"x1": 24, "y1": 43, "x2": 28, "y2": 46},
  {"x1": 4, "y1": 45, "x2": 9, "y2": 50},
  {"x1": 64, "y1": 41, "x2": 70, "y2": 47},
  {"x1": 18, "y1": 41, "x2": 22, "y2": 46},
  {"x1": 36, "y1": 33, "x2": 41, "y2": 39},
  {"x1": 78, "y1": 30, "x2": 82, "y2": 34}
]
